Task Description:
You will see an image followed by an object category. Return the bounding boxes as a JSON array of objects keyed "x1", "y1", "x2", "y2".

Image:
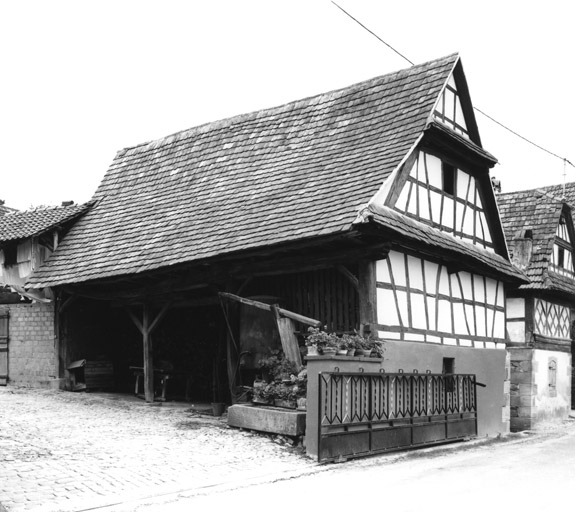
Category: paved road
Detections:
[
  {"x1": 141, "y1": 418, "x2": 575, "y2": 512},
  {"x1": 2, "y1": 386, "x2": 574, "y2": 512},
  {"x1": 0, "y1": 387, "x2": 316, "y2": 512}
]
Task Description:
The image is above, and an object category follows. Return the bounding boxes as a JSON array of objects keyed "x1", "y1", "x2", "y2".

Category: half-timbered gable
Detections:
[
  {"x1": 379, "y1": 62, "x2": 502, "y2": 254},
  {"x1": 498, "y1": 188, "x2": 574, "y2": 430},
  {"x1": 390, "y1": 150, "x2": 495, "y2": 250}
]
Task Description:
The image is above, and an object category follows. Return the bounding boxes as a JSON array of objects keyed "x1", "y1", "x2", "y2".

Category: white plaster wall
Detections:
[{"x1": 533, "y1": 349, "x2": 571, "y2": 423}]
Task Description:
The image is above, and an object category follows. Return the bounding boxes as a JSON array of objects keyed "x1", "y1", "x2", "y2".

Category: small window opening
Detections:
[
  {"x1": 558, "y1": 247, "x2": 565, "y2": 267},
  {"x1": 2, "y1": 244, "x2": 17, "y2": 266},
  {"x1": 443, "y1": 357, "x2": 455, "y2": 392},
  {"x1": 548, "y1": 359, "x2": 557, "y2": 397},
  {"x1": 523, "y1": 229, "x2": 533, "y2": 239},
  {"x1": 442, "y1": 163, "x2": 455, "y2": 196}
]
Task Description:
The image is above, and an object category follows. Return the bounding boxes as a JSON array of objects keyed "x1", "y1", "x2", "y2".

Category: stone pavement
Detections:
[{"x1": 0, "y1": 387, "x2": 317, "y2": 512}]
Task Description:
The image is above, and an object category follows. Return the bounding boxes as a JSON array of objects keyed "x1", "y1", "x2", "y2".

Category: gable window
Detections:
[
  {"x1": 551, "y1": 214, "x2": 575, "y2": 277},
  {"x1": 442, "y1": 163, "x2": 455, "y2": 196},
  {"x1": 392, "y1": 151, "x2": 494, "y2": 251}
]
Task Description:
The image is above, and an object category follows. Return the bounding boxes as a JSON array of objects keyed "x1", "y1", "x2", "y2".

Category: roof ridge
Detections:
[{"x1": 117, "y1": 53, "x2": 459, "y2": 157}]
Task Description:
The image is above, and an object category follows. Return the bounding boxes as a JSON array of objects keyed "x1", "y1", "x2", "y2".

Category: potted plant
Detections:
[
  {"x1": 305, "y1": 327, "x2": 339, "y2": 355},
  {"x1": 252, "y1": 350, "x2": 307, "y2": 409}
]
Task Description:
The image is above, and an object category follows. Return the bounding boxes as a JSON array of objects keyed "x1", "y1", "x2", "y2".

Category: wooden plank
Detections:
[
  {"x1": 385, "y1": 149, "x2": 419, "y2": 208},
  {"x1": 271, "y1": 305, "x2": 302, "y2": 367}
]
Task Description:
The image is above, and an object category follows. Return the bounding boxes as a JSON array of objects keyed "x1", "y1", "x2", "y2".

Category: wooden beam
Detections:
[
  {"x1": 148, "y1": 302, "x2": 171, "y2": 333},
  {"x1": 337, "y1": 265, "x2": 359, "y2": 292},
  {"x1": 126, "y1": 308, "x2": 144, "y2": 335},
  {"x1": 358, "y1": 260, "x2": 377, "y2": 336},
  {"x1": 59, "y1": 295, "x2": 78, "y2": 314},
  {"x1": 219, "y1": 292, "x2": 322, "y2": 328}
]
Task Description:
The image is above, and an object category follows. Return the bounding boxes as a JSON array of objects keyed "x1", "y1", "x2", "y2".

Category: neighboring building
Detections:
[
  {"x1": 498, "y1": 188, "x2": 573, "y2": 430},
  {"x1": 0, "y1": 200, "x2": 18, "y2": 217},
  {"x1": 23, "y1": 54, "x2": 524, "y2": 444},
  {"x1": 0, "y1": 203, "x2": 91, "y2": 386}
]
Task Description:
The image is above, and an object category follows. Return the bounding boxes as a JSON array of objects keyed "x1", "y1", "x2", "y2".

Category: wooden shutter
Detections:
[{"x1": 0, "y1": 310, "x2": 8, "y2": 385}]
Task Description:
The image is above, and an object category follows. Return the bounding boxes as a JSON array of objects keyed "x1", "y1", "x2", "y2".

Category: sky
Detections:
[{"x1": 1, "y1": 0, "x2": 574, "y2": 210}]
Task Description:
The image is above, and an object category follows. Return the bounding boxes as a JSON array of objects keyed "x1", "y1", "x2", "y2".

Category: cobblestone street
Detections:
[{"x1": 0, "y1": 387, "x2": 316, "y2": 512}]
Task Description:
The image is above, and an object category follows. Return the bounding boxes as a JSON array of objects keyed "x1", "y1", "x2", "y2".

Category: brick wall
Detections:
[{"x1": 5, "y1": 302, "x2": 59, "y2": 387}]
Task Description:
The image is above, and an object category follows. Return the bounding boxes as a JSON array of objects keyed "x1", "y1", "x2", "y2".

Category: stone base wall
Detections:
[
  {"x1": 502, "y1": 350, "x2": 511, "y2": 433},
  {"x1": 509, "y1": 348, "x2": 534, "y2": 431},
  {"x1": 5, "y1": 302, "x2": 60, "y2": 388},
  {"x1": 509, "y1": 347, "x2": 571, "y2": 431}
]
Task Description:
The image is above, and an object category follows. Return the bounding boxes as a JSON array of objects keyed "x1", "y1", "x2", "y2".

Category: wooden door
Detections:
[{"x1": 0, "y1": 310, "x2": 8, "y2": 385}]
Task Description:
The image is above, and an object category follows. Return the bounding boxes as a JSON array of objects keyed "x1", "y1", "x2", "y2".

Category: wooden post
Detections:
[
  {"x1": 358, "y1": 260, "x2": 377, "y2": 336},
  {"x1": 126, "y1": 303, "x2": 171, "y2": 403},
  {"x1": 142, "y1": 304, "x2": 154, "y2": 402}
]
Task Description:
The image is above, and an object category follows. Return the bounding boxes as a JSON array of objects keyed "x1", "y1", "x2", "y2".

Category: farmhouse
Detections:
[
  {"x1": 498, "y1": 187, "x2": 574, "y2": 430},
  {"x1": 8, "y1": 54, "x2": 526, "y2": 458}
]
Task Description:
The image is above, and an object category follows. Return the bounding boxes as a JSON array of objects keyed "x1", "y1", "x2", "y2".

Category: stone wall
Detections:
[
  {"x1": 4, "y1": 302, "x2": 60, "y2": 388},
  {"x1": 502, "y1": 350, "x2": 511, "y2": 433},
  {"x1": 509, "y1": 347, "x2": 534, "y2": 431},
  {"x1": 509, "y1": 347, "x2": 571, "y2": 431}
]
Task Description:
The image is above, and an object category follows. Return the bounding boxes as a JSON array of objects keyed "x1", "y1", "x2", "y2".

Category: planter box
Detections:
[{"x1": 228, "y1": 403, "x2": 306, "y2": 436}]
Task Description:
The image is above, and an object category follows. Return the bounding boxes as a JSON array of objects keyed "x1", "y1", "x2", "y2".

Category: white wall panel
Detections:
[
  {"x1": 506, "y1": 297, "x2": 525, "y2": 319},
  {"x1": 377, "y1": 288, "x2": 398, "y2": 326},
  {"x1": 408, "y1": 256, "x2": 423, "y2": 290},
  {"x1": 411, "y1": 293, "x2": 427, "y2": 329},
  {"x1": 388, "y1": 251, "x2": 406, "y2": 287}
]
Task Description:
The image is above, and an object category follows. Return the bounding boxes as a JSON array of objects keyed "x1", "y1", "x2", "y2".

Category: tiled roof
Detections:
[
  {"x1": 0, "y1": 204, "x2": 92, "y2": 243},
  {"x1": 363, "y1": 204, "x2": 526, "y2": 282},
  {"x1": 497, "y1": 188, "x2": 575, "y2": 293},
  {"x1": 539, "y1": 182, "x2": 575, "y2": 204},
  {"x1": 28, "y1": 54, "x2": 465, "y2": 288}
]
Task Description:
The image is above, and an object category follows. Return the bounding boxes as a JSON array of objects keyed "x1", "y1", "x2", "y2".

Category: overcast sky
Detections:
[{"x1": 2, "y1": 0, "x2": 574, "y2": 210}]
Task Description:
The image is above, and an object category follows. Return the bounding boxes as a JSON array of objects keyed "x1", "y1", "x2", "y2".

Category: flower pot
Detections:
[
  {"x1": 307, "y1": 345, "x2": 319, "y2": 356},
  {"x1": 321, "y1": 347, "x2": 337, "y2": 355},
  {"x1": 337, "y1": 350, "x2": 348, "y2": 356},
  {"x1": 274, "y1": 399, "x2": 297, "y2": 409},
  {"x1": 346, "y1": 349, "x2": 356, "y2": 356},
  {"x1": 297, "y1": 397, "x2": 307, "y2": 410},
  {"x1": 358, "y1": 349, "x2": 372, "y2": 357}
]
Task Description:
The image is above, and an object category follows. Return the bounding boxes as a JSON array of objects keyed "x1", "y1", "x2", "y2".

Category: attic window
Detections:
[
  {"x1": 523, "y1": 229, "x2": 533, "y2": 239},
  {"x1": 442, "y1": 163, "x2": 455, "y2": 196},
  {"x1": 552, "y1": 213, "x2": 575, "y2": 277}
]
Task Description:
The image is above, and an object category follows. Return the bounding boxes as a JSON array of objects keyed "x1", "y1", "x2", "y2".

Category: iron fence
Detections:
[{"x1": 318, "y1": 370, "x2": 477, "y2": 462}]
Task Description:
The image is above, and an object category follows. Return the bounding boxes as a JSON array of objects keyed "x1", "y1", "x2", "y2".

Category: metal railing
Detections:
[{"x1": 318, "y1": 370, "x2": 477, "y2": 462}]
